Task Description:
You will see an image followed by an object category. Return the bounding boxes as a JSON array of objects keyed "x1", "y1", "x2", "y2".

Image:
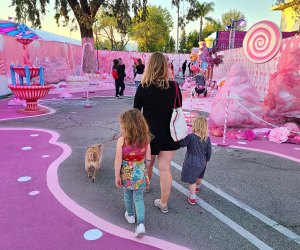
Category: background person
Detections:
[
  {"x1": 118, "y1": 58, "x2": 126, "y2": 98},
  {"x1": 134, "y1": 58, "x2": 145, "y2": 89},
  {"x1": 182, "y1": 60, "x2": 187, "y2": 77},
  {"x1": 112, "y1": 59, "x2": 124, "y2": 98},
  {"x1": 188, "y1": 61, "x2": 192, "y2": 76}
]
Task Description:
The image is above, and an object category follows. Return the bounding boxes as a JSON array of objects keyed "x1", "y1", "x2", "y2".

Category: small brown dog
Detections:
[{"x1": 85, "y1": 144, "x2": 103, "y2": 182}]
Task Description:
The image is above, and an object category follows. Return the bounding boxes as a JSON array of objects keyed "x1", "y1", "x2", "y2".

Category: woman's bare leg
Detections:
[{"x1": 157, "y1": 151, "x2": 175, "y2": 206}]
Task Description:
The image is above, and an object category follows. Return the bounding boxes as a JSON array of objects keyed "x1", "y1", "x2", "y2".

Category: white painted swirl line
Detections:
[{"x1": 171, "y1": 161, "x2": 300, "y2": 245}]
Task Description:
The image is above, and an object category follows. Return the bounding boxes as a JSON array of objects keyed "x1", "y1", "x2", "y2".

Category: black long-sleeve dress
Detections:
[
  {"x1": 113, "y1": 65, "x2": 125, "y2": 97},
  {"x1": 134, "y1": 81, "x2": 182, "y2": 155}
]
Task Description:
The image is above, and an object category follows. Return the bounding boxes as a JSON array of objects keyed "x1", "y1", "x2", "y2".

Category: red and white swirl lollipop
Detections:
[{"x1": 243, "y1": 21, "x2": 282, "y2": 64}]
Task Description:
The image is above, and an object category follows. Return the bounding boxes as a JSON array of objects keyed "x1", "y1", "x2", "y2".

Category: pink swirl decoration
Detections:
[{"x1": 243, "y1": 21, "x2": 282, "y2": 64}]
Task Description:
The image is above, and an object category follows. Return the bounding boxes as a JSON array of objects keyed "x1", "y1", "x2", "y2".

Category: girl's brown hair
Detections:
[
  {"x1": 120, "y1": 109, "x2": 152, "y2": 146},
  {"x1": 192, "y1": 116, "x2": 209, "y2": 141},
  {"x1": 141, "y1": 52, "x2": 169, "y2": 89}
]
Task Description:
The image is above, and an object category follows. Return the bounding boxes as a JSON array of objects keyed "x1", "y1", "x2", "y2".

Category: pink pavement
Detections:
[
  {"x1": 210, "y1": 135, "x2": 300, "y2": 163},
  {"x1": 0, "y1": 98, "x2": 54, "y2": 121},
  {"x1": 0, "y1": 128, "x2": 160, "y2": 249}
]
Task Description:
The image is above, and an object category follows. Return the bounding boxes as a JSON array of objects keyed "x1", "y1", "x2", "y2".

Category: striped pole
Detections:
[
  {"x1": 218, "y1": 90, "x2": 230, "y2": 147},
  {"x1": 188, "y1": 88, "x2": 193, "y2": 126},
  {"x1": 84, "y1": 83, "x2": 92, "y2": 108}
]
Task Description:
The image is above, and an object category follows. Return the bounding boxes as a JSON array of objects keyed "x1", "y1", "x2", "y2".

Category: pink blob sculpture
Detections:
[
  {"x1": 263, "y1": 38, "x2": 300, "y2": 118},
  {"x1": 209, "y1": 64, "x2": 263, "y2": 128}
]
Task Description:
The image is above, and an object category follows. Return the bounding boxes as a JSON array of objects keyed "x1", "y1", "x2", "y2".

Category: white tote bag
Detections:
[{"x1": 170, "y1": 82, "x2": 188, "y2": 142}]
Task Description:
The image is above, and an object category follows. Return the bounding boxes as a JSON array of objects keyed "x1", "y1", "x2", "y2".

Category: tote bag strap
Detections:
[{"x1": 173, "y1": 82, "x2": 181, "y2": 109}]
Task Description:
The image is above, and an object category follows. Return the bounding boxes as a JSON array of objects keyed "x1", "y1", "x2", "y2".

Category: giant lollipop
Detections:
[{"x1": 243, "y1": 21, "x2": 282, "y2": 64}]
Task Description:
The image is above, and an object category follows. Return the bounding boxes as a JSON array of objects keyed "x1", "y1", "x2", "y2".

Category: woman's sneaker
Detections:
[
  {"x1": 154, "y1": 199, "x2": 169, "y2": 213},
  {"x1": 188, "y1": 196, "x2": 196, "y2": 205},
  {"x1": 125, "y1": 211, "x2": 135, "y2": 224},
  {"x1": 134, "y1": 223, "x2": 146, "y2": 238}
]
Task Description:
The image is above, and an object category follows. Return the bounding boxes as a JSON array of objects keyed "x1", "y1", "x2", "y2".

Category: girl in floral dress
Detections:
[{"x1": 114, "y1": 109, "x2": 151, "y2": 237}]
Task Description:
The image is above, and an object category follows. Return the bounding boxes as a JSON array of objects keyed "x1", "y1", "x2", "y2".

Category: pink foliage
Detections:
[
  {"x1": 287, "y1": 135, "x2": 300, "y2": 144},
  {"x1": 252, "y1": 128, "x2": 271, "y2": 140},
  {"x1": 268, "y1": 127, "x2": 290, "y2": 143},
  {"x1": 284, "y1": 122, "x2": 300, "y2": 137},
  {"x1": 241, "y1": 129, "x2": 257, "y2": 141}
]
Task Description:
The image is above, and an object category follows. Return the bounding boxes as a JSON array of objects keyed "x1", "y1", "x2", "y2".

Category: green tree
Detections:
[
  {"x1": 171, "y1": 0, "x2": 196, "y2": 52},
  {"x1": 221, "y1": 9, "x2": 246, "y2": 31},
  {"x1": 186, "y1": 1, "x2": 215, "y2": 41},
  {"x1": 94, "y1": 8, "x2": 130, "y2": 51},
  {"x1": 202, "y1": 18, "x2": 222, "y2": 39},
  {"x1": 94, "y1": 39, "x2": 111, "y2": 50},
  {"x1": 129, "y1": 5, "x2": 173, "y2": 52},
  {"x1": 179, "y1": 30, "x2": 187, "y2": 53},
  {"x1": 10, "y1": 0, "x2": 147, "y2": 72},
  {"x1": 164, "y1": 36, "x2": 176, "y2": 53},
  {"x1": 186, "y1": 30, "x2": 199, "y2": 51}
]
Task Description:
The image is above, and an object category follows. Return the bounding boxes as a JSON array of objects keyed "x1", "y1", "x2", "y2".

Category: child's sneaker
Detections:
[
  {"x1": 188, "y1": 196, "x2": 196, "y2": 205},
  {"x1": 134, "y1": 223, "x2": 146, "y2": 238},
  {"x1": 125, "y1": 211, "x2": 135, "y2": 224},
  {"x1": 195, "y1": 187, "x2": 200, "y2": 193}
]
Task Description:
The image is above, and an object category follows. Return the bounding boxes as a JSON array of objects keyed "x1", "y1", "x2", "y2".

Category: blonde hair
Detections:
[
  {"x1": 141, "y1": 52, "x2": 169, "y2": 89},
  {"x1": 192, "y1": 116, "x2": 209, "y2": 141},
  {"x1": 120, "y1": 109, "x2": 152, "y2": 147}
]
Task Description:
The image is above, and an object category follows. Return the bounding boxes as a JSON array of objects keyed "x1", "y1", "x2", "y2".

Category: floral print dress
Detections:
[{"x1": 121, "y1": 144, "x2": 149, "y2": 190}]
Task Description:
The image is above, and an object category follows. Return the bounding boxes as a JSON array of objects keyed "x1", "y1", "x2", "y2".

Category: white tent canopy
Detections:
[{"x1": 30, "y1": 29, "x2": 81, "y2": 46}]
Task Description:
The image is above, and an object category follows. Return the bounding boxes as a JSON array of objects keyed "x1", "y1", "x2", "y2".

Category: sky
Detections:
[{"x1": 0, "y1": 0, "x2": 282, "y2": 42}]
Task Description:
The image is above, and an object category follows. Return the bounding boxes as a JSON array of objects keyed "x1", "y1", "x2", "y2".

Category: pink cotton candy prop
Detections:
[
  {"x1": 263, "y1": 38, "x2": 300, "y2": 118},
  {"x1": 209, "y1": 64, "x2": 263, "y2": 128}
]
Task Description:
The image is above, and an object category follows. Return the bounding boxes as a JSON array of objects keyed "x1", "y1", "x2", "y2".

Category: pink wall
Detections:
[
  {"x1": 0, "y1": 33, "x2": 189, "y2": 85},
  {"x1": 95, "y1": 50, "x2": 190, "y2": 79}
]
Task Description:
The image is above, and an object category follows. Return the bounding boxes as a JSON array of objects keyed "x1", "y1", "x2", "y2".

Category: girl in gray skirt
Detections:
[{"x1": 180, "y1": 116, "x2": 212, "y2": 204}]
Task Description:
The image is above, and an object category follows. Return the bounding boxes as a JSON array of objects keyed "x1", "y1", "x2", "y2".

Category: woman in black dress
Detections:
[{"x1": 134, "y1": 52, "x2": 182, "y2": 213}]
